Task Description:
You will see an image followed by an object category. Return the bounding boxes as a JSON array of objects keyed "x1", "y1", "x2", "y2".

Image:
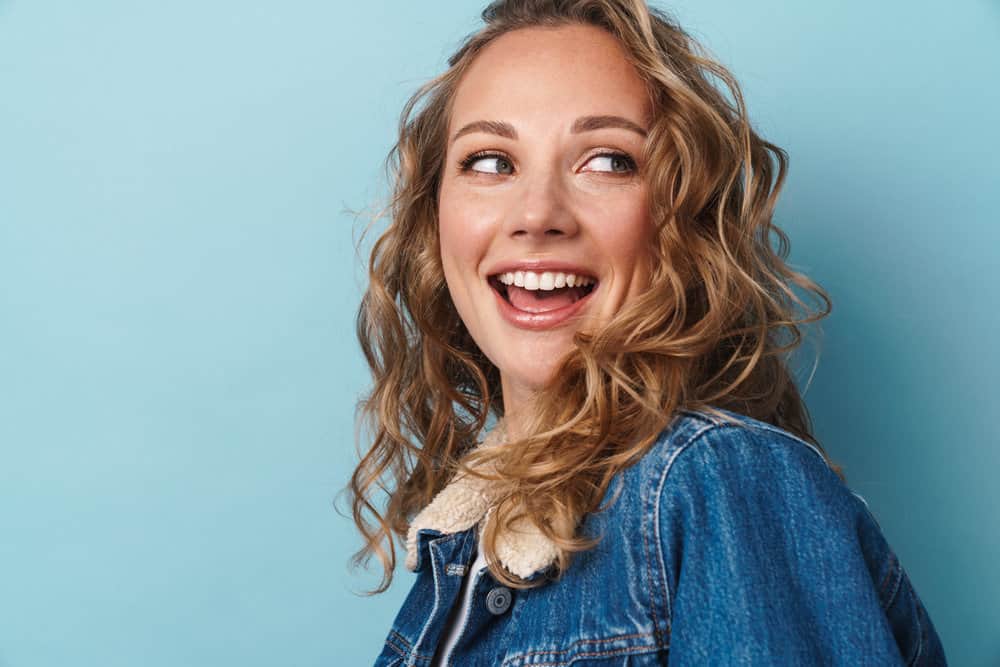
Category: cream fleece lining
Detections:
[{"x1": 403, "y1": 422, "x2": 559, "y2": 579}]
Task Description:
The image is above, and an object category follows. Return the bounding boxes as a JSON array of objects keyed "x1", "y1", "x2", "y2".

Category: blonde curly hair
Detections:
[{"x1": 349, "y1": 0, "x2": 838, "y2": 594}]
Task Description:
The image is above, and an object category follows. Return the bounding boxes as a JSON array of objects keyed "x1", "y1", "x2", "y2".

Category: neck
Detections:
[{"x1": 499, "y1": 375, "x2": 539, "y2": 442}]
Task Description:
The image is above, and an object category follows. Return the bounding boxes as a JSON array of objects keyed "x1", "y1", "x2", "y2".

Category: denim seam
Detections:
[
  {"x1": 736, "y1": 419, "x2": 830, "y2": 464},
  {"x1": 385, "y1": 633, "x2": 409, "y2": 658},
  {"x1": 389, "y1": 630, "x2": 412, "y2": 650},
  {"x1": 652, "y1": 421, "x2": 723, "y2": 631},
  {"x1": 500, "y1": 633, "x2": 660, "y2": 667},
  {"x1": 642, "y1": 480, "x2": 664, "y2": 644},
  {"x1": 879, "y1": 552, "x2": 903, "y2": 612},
  {"x1": 407, "y1": 536, "x2": 460, "y2": 666},
  {"x1": 852, "y1": 491, "x2": 888, "y2": 535},
  {"x1": 441, "y1": 566, "x2": 489, "y2": 666},
  {"x1": 652, "y1": 416, "x2": 831, "y2": 626},
  {"x1": 907, "y1": 570, "x2": 924, "y2": 667}
]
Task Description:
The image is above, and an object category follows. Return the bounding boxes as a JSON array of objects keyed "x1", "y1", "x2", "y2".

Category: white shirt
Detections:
[{"x1": 431, "y1": 546, "x2": 489, "y2": 666}]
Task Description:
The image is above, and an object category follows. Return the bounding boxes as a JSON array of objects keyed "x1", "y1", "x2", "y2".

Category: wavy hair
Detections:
[{"x1": 349, "y1": 0, "x2": 838, "y2": 593}]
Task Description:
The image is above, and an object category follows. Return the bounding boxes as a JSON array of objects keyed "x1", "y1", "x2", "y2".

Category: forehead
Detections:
[{"x1": 450, "y1": 24, "x2": 651, "y2": 130}]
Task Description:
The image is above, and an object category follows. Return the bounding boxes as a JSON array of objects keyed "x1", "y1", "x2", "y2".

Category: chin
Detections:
[{"x1": 499, "y1": 345, "x2": 574, "y2": 393}]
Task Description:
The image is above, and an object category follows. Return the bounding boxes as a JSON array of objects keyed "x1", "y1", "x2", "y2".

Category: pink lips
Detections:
[{"x1": 490, "y1": 278, "x2": 597, "y2": 330}]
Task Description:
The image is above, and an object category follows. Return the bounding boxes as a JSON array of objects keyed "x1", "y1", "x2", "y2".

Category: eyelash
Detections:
[{"x1": 457, "y1": 150, "x2": 637, "y2": 175}]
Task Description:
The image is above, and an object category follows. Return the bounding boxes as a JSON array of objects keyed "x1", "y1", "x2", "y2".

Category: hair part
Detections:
[{"x1": 348, "y1": 0, "x2": 836, "y2": 594}]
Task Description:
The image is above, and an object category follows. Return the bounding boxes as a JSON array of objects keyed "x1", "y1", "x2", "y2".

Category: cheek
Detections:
[
  {"x1": 437, "y1": 186, "x2": 500, "y2": 277},
  {"x1": 589, "y1": 194, "x2": 656, "y2": 275},
  {"x1": 437, "y1": 186, "x2": 500, "y2": 330},
  {"x1": 437, "y1": 188, "x2": 472, "y2": 284}
]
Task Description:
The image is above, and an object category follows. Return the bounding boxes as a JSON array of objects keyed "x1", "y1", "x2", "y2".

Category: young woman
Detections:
[{"x1": 350, "y1": 1, "x2": 947, "y2": 664}]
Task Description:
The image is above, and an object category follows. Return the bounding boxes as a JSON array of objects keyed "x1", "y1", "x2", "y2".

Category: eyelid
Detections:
[
  {"x1": 457, "y1": 150, "x2": 513, "y2": 175},
  {"x1": 579, "y1": 149, "x2": 638, "y2": 174},
  {"x1": 457, "y1": 148, "x2": 637, "y2": 175}
]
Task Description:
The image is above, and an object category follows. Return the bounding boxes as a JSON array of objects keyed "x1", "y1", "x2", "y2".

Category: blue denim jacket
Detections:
[{"x1": 373, "y1": 407, "x2": 947, "y2": 666}]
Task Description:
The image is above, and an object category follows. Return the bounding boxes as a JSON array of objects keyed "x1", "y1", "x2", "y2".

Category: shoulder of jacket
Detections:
[{"x1": 634, "y1": 406, "x2": 840, "y2": 499}]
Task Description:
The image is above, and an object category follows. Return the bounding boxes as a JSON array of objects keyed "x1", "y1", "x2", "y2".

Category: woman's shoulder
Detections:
[
  {"x1": 619, "y1": 406, "x2": 874, "y2": 534},
  {"x1": 645, "y1": 405, "x2": 833, "y2": 467},
  {"x1": 625, "y1": 408, "x2": 947, "y2": 664},
  {"x1": 636, "y1": 406, "x2": 850, "y2": 500}
]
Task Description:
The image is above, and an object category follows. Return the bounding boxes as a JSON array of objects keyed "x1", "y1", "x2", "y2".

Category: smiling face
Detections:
[{"x1": 438, "y1": 23, "x2": 656, "y2": 417}]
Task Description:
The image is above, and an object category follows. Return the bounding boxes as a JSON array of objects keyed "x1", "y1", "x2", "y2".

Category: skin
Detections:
[{"x1": 437, "y1": 24, "x2": 656, "y2": 439}]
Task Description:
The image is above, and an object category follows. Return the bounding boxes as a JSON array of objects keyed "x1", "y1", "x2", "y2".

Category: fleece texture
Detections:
[{"x1": 403, "y1": 422, "x2": 559, "y2": 579}]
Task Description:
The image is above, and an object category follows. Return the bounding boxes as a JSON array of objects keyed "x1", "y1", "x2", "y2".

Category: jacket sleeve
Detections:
[{"x1": 655, "y1": 423, "x2": 947, "y2": 666}]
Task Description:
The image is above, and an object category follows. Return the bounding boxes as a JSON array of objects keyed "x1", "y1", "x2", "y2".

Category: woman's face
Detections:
[{"x1": 438, "y1": 24, "x2": 655, "y2": 410}]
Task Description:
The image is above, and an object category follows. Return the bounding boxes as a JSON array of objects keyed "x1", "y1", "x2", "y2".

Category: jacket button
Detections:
[{"x1": 485, "y1": 586, "x2": 512, "y2": 615}]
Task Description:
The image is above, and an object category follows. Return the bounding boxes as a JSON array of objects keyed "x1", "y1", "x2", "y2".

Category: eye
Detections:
[
  {"x1": 582, "y1": 152, "x2": 636, "y2": 174},
  {"x1": 459, "y1": 151, "x2": 514, "y2": 175}
]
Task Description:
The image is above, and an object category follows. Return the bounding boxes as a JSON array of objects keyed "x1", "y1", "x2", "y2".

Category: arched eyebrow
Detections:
[
  {"x1": 450, "y1": 115, "x2": 647, "y2": 144},
  {"x1": 571, "y1": 115, "x2": 647, "y2": 137}
]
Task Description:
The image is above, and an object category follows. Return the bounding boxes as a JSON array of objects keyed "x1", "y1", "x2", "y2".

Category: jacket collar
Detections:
[{"x1": 404, "y1": 420, "x2": 559, "y2": 580}]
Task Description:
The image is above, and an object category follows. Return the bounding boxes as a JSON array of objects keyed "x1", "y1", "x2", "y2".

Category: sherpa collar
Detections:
[{"x1": 404, "y1": 421, "x2": 560, "y2": 580}]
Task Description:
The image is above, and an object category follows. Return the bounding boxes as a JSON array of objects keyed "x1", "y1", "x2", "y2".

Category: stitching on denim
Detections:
[
  {"x1": 854, "y1": 492, "x2": 886, "y2": 535},
  {"x1": 440, "y1": 566, "x2": 490, "y2": 666},
  {"x1": 385, "y1": 635, "x2": 408, "y2": 658},
  {"x1": 504, "y1": 640, "x2": 661, "y2": 667},
  {"x1": 878, "y1": 552, "x2": 896, "y2": 593},
  {"x1": 389, "y1": 630, "x2": 412, "y2": 650},
  {"x1": 907, "y1": 571, "x2": 924, "y2": 667},
  {"x1": 642, "y1": 485, "x2": 662, "y2": 643},
  {"x1": 432, "y1": 531, "x2": 466, "y2": 546},
  {"x1": 880, "y1": 553, "x2": 904, "y2": 612},
  {"x1": 412, "y1": 530, "x2": 464, "y2": 568},
  {"x1": 500, "y1": 633, "x2": 659, "y2": 667},
  {"x1": 403, "y1": 646, "x2": 437, "y2": 662},
  {"x1": 514, "y1": 632, "x2": 653, "y2": 658},
  {"x1": 732, "y1": 416, "x2": 830, "y2": 464},
  {"x1": 653, "y1": 421, "x2": 720, "y2": 631},
  {"x1": 407, "y1": 539, "x2": 448, "y2": 666},
  {"x1": 407, "y1": 530, "x2": 471, "y2": 665}
]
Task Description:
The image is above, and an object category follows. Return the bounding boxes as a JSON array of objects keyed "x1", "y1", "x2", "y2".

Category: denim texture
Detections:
[{"x1": 373, "y1": 407, "x2": 947, "y2": 666}]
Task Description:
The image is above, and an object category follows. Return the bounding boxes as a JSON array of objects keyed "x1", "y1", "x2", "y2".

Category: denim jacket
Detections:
[{"x1": 373, "y1": 407, "x2": 947, "y2": 666}]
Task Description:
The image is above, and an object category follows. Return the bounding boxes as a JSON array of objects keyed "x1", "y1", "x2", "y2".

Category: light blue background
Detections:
[{"x1": 1, "y1": 1, "x2": 997, "y2": 665}]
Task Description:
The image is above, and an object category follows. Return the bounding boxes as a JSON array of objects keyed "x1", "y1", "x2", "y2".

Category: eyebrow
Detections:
[{"x1": 450, "y1": 115, "x2": 648, "y2": 144}]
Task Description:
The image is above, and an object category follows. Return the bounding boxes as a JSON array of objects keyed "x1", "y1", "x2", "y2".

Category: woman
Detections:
[{"x1": 350, "y1": 0, "x2": 947, "y2": 664}]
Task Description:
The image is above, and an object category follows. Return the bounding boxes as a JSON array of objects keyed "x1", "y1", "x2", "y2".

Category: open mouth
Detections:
[{"x1": 488, "y1": 270, "x2": 598, "y2": 314}]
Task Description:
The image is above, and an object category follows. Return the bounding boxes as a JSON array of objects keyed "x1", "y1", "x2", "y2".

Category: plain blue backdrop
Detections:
[{"x1": 1, "y1": 1, "x2": 997, "y2": 665}]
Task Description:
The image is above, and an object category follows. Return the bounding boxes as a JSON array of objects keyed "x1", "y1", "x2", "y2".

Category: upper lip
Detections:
[{"x1": 485, "y1": 259, "x2": 599, "y2": 280}]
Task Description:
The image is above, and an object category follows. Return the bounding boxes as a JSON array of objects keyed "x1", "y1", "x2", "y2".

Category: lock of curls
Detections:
[{"x1": 347, "y1": 0, "x2": 837, "y2": 594}]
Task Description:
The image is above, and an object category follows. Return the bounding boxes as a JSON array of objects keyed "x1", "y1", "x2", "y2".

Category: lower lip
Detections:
[{"x1": 491, "y1": 284, "x2": 596, "y2": 330}]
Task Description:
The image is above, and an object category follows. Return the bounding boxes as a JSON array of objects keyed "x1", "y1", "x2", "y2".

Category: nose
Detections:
[{"x1": 503, "y1": 169, "x2": 579, "y2": 241}]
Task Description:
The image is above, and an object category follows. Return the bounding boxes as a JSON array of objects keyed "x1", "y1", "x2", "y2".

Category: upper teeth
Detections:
[{"x1": 496, "y1": 271, "x2": 595, "y2": 291}]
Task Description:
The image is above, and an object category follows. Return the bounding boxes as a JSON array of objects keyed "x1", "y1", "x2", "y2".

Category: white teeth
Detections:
[{"x1": 494, "y1": 270, "x2": 595, "y2": 291}]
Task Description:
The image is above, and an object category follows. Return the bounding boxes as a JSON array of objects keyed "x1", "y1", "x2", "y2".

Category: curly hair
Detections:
[{"x1": 348, "y1": 0, "x2": 837, "y2": 594}]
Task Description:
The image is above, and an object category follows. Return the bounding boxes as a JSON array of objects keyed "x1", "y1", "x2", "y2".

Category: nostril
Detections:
[{"x1": 510, "y1": 228, "x2": 568, "y2": 238}]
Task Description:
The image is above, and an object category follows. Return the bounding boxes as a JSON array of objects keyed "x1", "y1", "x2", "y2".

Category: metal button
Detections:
[{"x1": 485, "y1": 586, "x2": 512, "y2": 615}]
